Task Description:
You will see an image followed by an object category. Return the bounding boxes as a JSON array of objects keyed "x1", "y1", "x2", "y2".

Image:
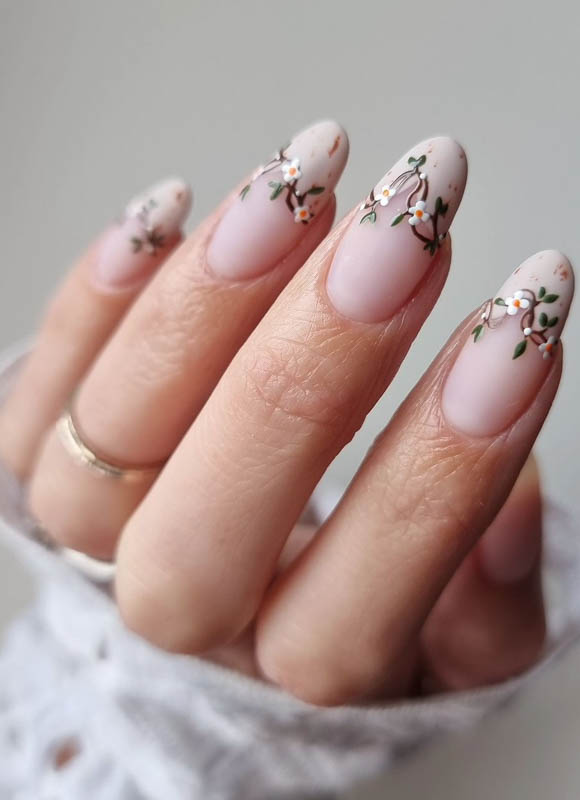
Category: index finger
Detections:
[{"x1": 256, "y1": 250, "x2": 573, "y2": 705}]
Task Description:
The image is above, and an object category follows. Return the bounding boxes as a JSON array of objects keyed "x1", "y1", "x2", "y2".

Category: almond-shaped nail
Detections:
[
  {"x1": 327, "y1": 137, "x2": 467, "y2": 323},
  {"x1": 207, "y1": 120, "x2": 349, "y2": 281},
  {"x1": 93, "y1": 178, "x2": 192, "y2": 291},
  {"x1": 478, "y1": 459, "x2": 543, "y2": 584},
  {"x1": 442, "y1": 250, "x2": 574, "y2": 437}
]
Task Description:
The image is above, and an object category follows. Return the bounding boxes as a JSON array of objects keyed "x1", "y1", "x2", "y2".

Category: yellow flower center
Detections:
[
  {"x1": 513, "y1": 299, "x2": 521, "y2": 308},
  {"x1": 415, "y1": 209, "x2": 423, "y2": 218},
  {"x1": 546, "y1": 342, "x2": 553, "y2": 351},
  {"x1": 298, "y1": 209, "x2": 307, "y2": 218},
  {"x1": 288, "y1": 167, "x2": 297, "y2": 176},
  {"x1": 382, "y1": 188, "x2": 390, "y2": 197}
]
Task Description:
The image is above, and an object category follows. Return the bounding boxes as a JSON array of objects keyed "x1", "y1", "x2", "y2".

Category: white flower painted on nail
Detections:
[
  {"x1": 377, "y1": 185, "x2": 397, "y2": 206},
  {"x1": 506, "y1": 290, "x2": 531, "y2": 316},
  {"x1": 281, "y1": 158, "x2": 302, "y2": 183},
  {"x1": 408, "y1": 200, "x2": 430, "y2": 226},
  {"x1": 539, "y1": 336, "x2": 558, "y2": 359},
  {"x1": 294, "y1": 205, "x2": 311, "y2": 223}
]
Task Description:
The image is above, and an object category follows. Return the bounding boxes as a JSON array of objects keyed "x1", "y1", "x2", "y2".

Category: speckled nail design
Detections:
[
  {"x1": 326, "y1": 137, "x2": 467, "y2": 323},
  {"x1": 442, "y1": 250, "x2": 574, "y2": 437},
  {"x1": 207, "y1": 120, "x2": 349, "y2": 281}
]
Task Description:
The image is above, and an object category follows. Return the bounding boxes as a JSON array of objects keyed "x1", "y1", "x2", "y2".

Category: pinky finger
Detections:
[
  {"x1": 420, "y1": 454, "x2": 545, "y2": 692},
  {"x1": 0, "y1": 178, "x2": 192, "y2": 478}
]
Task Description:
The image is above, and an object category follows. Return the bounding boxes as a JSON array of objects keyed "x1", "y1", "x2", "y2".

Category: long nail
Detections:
[
  {"x1": 207, "y1": 120, "x2": 349, "y2": 281},
  {"x1": 442, "y1": 250, "x2": 575, "y2": 437},
  {"x1": 93, "y1": 178, "x2": 192, "y2": 291},
  {"x1": 326, "y1": 137, "x2": 467, "y2": 323},
  {"x1": 478, "y1": 459, "x2": 542, "y2": 584}
]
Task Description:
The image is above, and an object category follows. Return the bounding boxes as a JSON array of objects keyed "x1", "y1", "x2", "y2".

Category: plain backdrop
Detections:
[{"x1": 1, "y1": 2, "x2": 579, "y2": 798}]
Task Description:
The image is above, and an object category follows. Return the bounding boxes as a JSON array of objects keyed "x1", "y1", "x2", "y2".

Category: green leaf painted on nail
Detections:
[
  {"x1": 240, "y1": 184, "x2": 251, "y2": 201},
  {"x1": 548, "y1": 316, "x2": 559, "y2": 327},
  {"x1": 513, "y1": 340, "x2": 527, "y2": 359},
  {"x1": 360, "y1": 210, "x2": 377, "y2": 224},
  {"x1": 494, "y1": 297, "x2": 507, "y2": 306},
  {"x1": 538, "y1": 286, "x2": 546, "y2": 299},
  {"x1": 435, "y1": 196, "x2": 449, "y2": 215},
  {"x1": 424, "y1": 240, "x2": 438, "y2": 255},
  {"x1": 539, "y1": 312, "x2": 548, "y2": 327},
  {"x1": 472, "y1": 324, "x2": 484, "y2": 342},
  {"x1": 390, "y1": 213, "x2": 405, "y2": 227},
  {"x1": 130, "y1": 237, "x2": 142, "y2": 253},
  {"x1": 268, "y1": 181, "x2": 284, "y2": 200},
  {"x1": 306, "y1": 186, "x2": 325, "y2": 195},
  {"x1": 542, "y1": 293, "x2": 560, "y2": 303},
  {"x1": 407, "y1": 155, "x2": 427, "y2": 169}
]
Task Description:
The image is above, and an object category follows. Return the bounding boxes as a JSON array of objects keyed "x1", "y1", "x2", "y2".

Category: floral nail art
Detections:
[
  {"x1": 472, "y1": 285, "x2": 561, "y2": 360},
  {"x1": 123, "y1": 178, "x2": 192, "y2": 257},
  {"x1": 358, "y1": 154, "x2": 450, "y2": 255},
  {"x1": 240, "y1": 146, "x2": 326, "y2": 224},
  {"x1": 129, "y1": 198, "x2": 166, "y2": 255}
]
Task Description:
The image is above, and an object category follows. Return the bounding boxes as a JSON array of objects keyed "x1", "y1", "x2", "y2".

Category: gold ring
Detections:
[{"x1": 57, "y1": 402, "x2": 165, "y2": 483}]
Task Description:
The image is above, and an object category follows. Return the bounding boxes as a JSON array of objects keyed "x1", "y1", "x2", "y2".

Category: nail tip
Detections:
[
  {"x1": 514, "y1": 250, "x2": 575, "y2": 301},
  {"x1": 294, "y1": 118, "x2": 350, "y2": 173},
  {"x1": 126, "y1": 176, "x2": 193, "y2": 231}
]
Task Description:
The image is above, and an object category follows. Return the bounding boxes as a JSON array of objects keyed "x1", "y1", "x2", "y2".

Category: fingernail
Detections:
[
  {"x1": 207, "y1": 120, "x2": 349, "y2": 281},
  {"x1": 442, "y1": 250, "x2": 574, "y2": 437},
  {"x1": 93, "y1": 178, "x2": 192, "y2": 290},
  {"x1": 478, "y1": 463, "x2": 542, "y2": 583},
  {"x1": 326, "y1": 137, "x2": 467, "y2": 323}
]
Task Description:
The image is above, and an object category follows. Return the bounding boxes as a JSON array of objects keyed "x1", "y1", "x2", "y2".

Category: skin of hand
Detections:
[{"x1": 0, "y1": 121, "x2": 572, "y2": 705}]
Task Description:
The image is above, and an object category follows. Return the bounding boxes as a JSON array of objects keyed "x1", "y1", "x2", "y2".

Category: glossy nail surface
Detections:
[
  {"x1": 207, "y1": 120, "x2": 348, "y2": 281},
  {"x1": 93, "y1": 178, "x2": 192, "y2": 291},
  {"x1": 326, "y1": 137, "x2": 467, "y2": 323},
  {"x1": 442, "y1": 250, "x2": 574, "y2": 437}
]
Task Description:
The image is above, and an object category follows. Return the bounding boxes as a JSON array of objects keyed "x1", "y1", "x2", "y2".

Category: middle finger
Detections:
[
  {"x1": 30, "y1": 120, "x2": 347, "y2": 556},
  {"x1": 116, "y1": 136, "x2": 468, "y2": 652}
]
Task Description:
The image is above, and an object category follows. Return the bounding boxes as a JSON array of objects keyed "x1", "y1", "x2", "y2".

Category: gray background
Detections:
[{"x1": 1, "y1": 1, "x2": 579, "y2": 797}]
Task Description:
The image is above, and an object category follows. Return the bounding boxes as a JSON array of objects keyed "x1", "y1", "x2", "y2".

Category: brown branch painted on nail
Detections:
[
  {"x1": 239, "y1": 144, "x2": 324, "y2": 223},
  {"x1": 472, "y1": 287, "x2": 560, "y2": 360},
  {"x1": 358, "y1": 154, "x2": 448, "y2": 255},
  {"x1": 130, "y1": 203, "x2": 166, "y2": 256}
]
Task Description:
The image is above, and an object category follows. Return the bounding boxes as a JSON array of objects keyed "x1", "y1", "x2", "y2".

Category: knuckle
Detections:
[
  {"x1": 238, "y1": 333, "x2": 357, "y2": 441},
  {"x1": 123, "y1": 261, "x2": 224, "y2": 388},
  {"x1": 129, "y1": 274, "x2": 202, "y2": 383},
  {"x1": 379, "y1": 423, "x2": 504, "y2": 540}
]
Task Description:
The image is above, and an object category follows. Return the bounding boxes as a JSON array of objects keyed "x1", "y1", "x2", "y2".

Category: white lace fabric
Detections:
[{"x1": 1, "y1": 345, "x2": 580, "y2": 800}]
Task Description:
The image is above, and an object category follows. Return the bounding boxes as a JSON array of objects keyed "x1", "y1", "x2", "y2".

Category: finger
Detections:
[
  {"x1": 115, "y1": 137, "x2": 468, "y2": 651},
  {"x1": 255, "y1": 250, "x2": 573, "y2": 706},
  {"x1": 0, "y1": 178, "x2": 192, "y2": 478},
  {"x1": 420, "y1": 454, "x2": 545, "y2": 692},
  {"x1": 29, "y1": 121, "x2": 348, "y2": 556}
]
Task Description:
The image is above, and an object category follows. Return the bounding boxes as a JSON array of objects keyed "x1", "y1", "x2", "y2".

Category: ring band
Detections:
[{"x1": 57, "y1": 402, "x2": 165, "y2": 482}]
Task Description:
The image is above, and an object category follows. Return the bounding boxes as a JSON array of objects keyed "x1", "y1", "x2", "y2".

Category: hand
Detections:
[{"x1": 0, "y1": 122, "x2": 572, "y2": 705}]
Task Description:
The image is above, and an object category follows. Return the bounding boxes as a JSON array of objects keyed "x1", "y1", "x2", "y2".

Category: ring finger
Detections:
[{"x1": 29, "y1": 120, "x2": 348, "y2": 556}]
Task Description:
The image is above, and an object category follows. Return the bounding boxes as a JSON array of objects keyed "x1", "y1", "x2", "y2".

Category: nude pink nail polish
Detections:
[
  {"x1": 207, "y1": 120, "x2": 349, "y2": 281},
  {"x1": 478, "y1": 485, "x2": 542, "y2": 584},
  {"x1": 93, "y1": 178, "x2": 192, "y2": 291},
  {"x1": 442, "y1": 250, "x2": 575, "y2": 437},
  {"x1": 326, "y1": 137, "x2": 467, "y2": 323}
]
